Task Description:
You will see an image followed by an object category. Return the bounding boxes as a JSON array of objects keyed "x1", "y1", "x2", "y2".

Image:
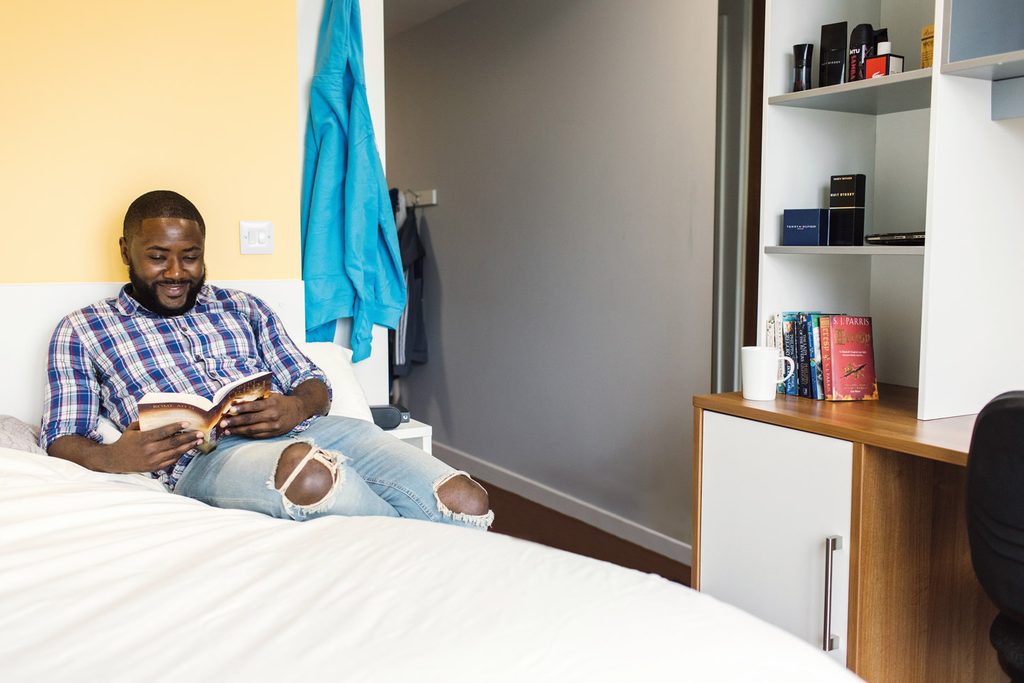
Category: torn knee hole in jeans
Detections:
[
  {"x1": 432, "y1": 471, "x2": 495, "y2": 529},
  {"x1": 267, "y1": 440, "x2": 346, "y2": 515}
]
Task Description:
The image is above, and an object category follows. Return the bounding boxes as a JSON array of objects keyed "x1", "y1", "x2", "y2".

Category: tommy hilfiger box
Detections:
[
  {"x1": 828, "y1": 174, "x2": 866, "y2": 246},
  {"x1": 783, "y1": 209, "x2": 829, "y2": 246}
]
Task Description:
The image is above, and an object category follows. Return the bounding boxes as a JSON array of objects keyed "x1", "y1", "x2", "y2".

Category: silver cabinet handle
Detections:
[{"x1": 822, "y1": 535, "x2": 842, "y2": 652}]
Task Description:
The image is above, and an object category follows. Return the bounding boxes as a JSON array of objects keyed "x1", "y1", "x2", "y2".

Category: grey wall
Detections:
[{"x1": 385, "y1": 0, "x2": 716, "y2": 549}]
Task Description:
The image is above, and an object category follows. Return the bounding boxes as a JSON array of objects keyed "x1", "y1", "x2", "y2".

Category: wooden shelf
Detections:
[
  {"x1": 943, "y1": 49, "x2": 1024, "y2": 81},
  {"x1": 692, "y1": 384, "x2": 976, "y2": 466},
  {"x1": 768, "y1": 69, "x2": 932, "y2": 115},
  {"x1": 765, "y1": 245, "x2": 924, "y2": 256}
]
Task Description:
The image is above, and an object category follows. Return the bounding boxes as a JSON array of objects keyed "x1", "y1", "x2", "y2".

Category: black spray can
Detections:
[{"x1": 848, "y1": 23, "x2": 874, "y2": 82}]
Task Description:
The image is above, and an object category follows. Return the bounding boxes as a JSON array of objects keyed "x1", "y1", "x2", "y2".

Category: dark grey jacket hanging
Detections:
[{"x1": 390, "y1": 190, "x2": 428, "y2": 378}]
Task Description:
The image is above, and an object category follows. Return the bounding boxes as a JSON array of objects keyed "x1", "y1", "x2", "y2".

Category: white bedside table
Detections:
[{"x1": 388, "y1": 419, "x2": 432, "y2": 454}]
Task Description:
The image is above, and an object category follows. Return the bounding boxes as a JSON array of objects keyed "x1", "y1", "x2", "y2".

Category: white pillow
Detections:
[
  {"x1": 0, "y1": 415, "x2": 46, "y2": 454},
  {"x1": 96, "y1": 416, "x2": 123, "y2": 444},
  {"x1": 300, "y1": 342, "x2": 373, "y2": 423}
]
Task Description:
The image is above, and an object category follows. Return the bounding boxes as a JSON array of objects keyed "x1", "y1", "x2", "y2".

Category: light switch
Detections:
[{"x1": 240, "y1": 220, "x2": 274, "y2": 254}]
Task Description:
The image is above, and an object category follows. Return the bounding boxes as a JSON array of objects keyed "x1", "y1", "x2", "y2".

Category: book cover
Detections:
[
  {"x1": 137, "y1": 371, "x2": 273, "y2": 453},
  {"x1": 819, "y1": 316, "x2": 835, "y2": 399},
  {"x1": 807, "y1": 314, "x2": 821, "y2": 400},
  {"x1": 812, "y1": 314, "x2": 826, "y2": 400},
  {"x1": 773, "y1": 313, "x2": 785, "y2": 393},
  {"x1": 795, "y1": 313, "x2": 812, "y2": 398},
  {"x1": 822, "y1": 316, "x2": 878, "y2": 401},
  {"x1": 765, "y1": 314, "x2": 778, "y2": 394},
  {"x1": 765, "y1": 314, "x2": 787, "y2": 395},
  {"x1": 781, "y1": 313, "x2": 799, "y2": 395}
]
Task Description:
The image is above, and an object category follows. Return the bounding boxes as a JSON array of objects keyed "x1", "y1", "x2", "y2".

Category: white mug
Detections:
[{"x1": 741, "y1": 346, "x2": 795, "y2": 401}]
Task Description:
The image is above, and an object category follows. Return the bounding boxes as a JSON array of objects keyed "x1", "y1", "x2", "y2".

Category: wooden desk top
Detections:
[{"x1": 693, "y1": 384, "x2": 976, "y2": 467}]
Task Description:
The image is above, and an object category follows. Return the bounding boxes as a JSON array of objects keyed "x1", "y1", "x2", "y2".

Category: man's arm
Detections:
[
  {"x1": 218, "y1": 378, "x2": 330, "y2": 439},
  {"x1": 48, "y1": 422, "x2": 205, "y2": 474}
]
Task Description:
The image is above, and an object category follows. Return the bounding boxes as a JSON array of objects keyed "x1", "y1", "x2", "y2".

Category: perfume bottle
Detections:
[
  {"x1": 819, "y1": 21, "x2": 848, "y2": 87},
  {"x1": 793, "y1": 44, "x2": 813, "y2": 92}
]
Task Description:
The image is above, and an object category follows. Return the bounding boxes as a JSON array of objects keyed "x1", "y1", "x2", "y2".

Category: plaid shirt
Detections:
[{"x1": 41, "y1": 285, "x2": 331, "y2": 489}]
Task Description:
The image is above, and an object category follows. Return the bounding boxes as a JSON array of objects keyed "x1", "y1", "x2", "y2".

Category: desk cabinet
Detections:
[
  {"x1": 700, "y1": 411, "x2": 851, "y2": 665},
  {"x1": 693, "y1": 388, "x2": 1004, "y2": 682}
]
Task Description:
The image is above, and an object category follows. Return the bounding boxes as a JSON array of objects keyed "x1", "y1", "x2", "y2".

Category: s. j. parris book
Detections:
[{"x1": 819, "y1": 316, "x2": 878, "y2": 401}]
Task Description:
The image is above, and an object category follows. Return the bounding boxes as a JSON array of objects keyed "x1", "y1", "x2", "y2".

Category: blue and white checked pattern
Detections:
[{"x1": 41, "y1": 285, "x2": 331, "y2": 489}]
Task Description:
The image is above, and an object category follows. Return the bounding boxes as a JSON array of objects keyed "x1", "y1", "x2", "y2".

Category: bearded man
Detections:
[{"x1": 41, "y1": 190, "x2": 492, "y2": 529}]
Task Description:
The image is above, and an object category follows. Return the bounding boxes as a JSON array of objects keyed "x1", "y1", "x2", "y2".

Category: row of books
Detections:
[{"x1": 764, "y1": 312, "x2": 878, "y2": 401}]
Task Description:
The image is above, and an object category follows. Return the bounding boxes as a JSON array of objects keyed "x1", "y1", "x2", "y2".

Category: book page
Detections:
[
  {"x1": 138, "y1": 405, "x2": 213, "y2": 433},
  {"x1": 138, "y1": 392, "x2": 214, "y2": 412},
  {"x1": 211, "y1": 372, "x2": 273, "y2": 406}
]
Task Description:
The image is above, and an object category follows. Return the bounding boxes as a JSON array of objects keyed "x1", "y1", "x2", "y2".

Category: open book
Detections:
[{"x1": 137, "y1": 372, "x2": 272, "y2": 453}]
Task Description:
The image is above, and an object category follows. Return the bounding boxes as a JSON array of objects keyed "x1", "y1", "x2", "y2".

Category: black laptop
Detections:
[{"x1": 864, "y1": 231, "x2": 925, "y2": 246}]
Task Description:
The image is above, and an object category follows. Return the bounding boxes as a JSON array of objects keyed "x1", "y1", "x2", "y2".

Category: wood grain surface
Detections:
[{"x1": 692, "y1": 385, "x2": 975, "y2": 466}]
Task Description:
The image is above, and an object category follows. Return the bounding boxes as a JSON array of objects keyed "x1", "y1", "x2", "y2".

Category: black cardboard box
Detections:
[
  {"x1": 829, "y1": 174, "x2": 866, "y2": 208},
  {"x1": 828, "y1": 207, "x2": 865, "y2": 245},
  {"x1": 820, "y1": 22, "x2": 848, "y2": 87}
]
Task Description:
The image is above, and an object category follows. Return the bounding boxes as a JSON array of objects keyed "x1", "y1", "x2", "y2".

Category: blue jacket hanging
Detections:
[{"x1": 301, "y1": 0, "x2": 406, "y2": 362}]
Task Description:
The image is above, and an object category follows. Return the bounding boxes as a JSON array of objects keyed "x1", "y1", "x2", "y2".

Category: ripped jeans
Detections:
[{"x1": 173, "y1": 416, "x2": 493, "y2": 530}]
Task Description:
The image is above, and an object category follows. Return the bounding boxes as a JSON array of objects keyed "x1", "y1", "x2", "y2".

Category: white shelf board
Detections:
[
  {"x1": 765, "y1": 246, "x2": 925, "y2": 256},
  {"x1": 942, "y1": 50, "x2": 1024, "y2": 81},
  {"x1": 768, "y1": 69, "x2": 932, "y2": 115}
]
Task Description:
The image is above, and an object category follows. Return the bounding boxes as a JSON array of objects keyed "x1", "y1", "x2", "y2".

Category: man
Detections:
[{"x1": 41, "y1": 190, "x2": 492, "y2": 529}]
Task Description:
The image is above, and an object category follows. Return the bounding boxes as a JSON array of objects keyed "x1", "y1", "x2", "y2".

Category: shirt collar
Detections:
[{"x1": 114, "y1": 284, "x2": 214, "y2": 317}]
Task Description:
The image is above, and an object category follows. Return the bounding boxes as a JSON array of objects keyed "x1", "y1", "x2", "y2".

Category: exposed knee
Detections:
[
  {"x1": 275, "y1": 443, "x2": 336, "y2": 506},
  {"x1": 436, "y1": 474, "x2": 490, "y2": 517}
]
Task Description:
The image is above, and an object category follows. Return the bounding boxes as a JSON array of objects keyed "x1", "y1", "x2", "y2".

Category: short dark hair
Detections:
[{"x1": 123, "y1": 190, "x2": 206, "y2": 240}]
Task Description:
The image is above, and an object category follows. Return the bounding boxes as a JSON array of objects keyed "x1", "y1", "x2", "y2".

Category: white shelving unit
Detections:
[
  {"x1": 758, "y1": 0, "x2": 1024, "y2": 420},
  {"x1": 697, "y1": 3, "x2": 1024, "y2": 670}
]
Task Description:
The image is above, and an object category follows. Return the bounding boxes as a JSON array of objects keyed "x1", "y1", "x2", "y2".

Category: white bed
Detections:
[{"x1": 0, "y1": 282, "x2": 860, "y2": 681}]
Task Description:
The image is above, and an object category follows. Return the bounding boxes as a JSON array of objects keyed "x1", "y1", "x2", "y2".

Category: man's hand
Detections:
[
  {"x1": 109, "y1": 422, "x2": 204, "y2": 472},
  {"x1": 49, "y1": 422, "x2": 203, "y2": 474},
  {"x1": 218, "y1": 392, "x2": 309, "y2": 439}
]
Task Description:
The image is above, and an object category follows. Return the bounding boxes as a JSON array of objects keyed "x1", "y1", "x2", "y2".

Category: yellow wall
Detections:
[{"x1": 0, "y1": 1, "x2": 299, "y2": 282}]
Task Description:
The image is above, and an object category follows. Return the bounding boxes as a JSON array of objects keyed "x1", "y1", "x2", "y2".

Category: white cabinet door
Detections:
[{"x1": 699, "y1": 411, "x2": 853, "y2": 665}]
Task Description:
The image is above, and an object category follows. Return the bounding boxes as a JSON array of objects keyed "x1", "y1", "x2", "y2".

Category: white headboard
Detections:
[{"x1": 0, "y1": 279, "x2": 389, "y2": 424}]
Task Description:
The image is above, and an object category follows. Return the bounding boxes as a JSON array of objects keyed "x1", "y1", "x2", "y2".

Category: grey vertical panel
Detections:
[{"x1": 713, "y1": 0, "x2": 751, "y2": 393}]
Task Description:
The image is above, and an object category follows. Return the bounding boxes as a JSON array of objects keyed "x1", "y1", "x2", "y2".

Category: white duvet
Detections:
[{"x1": 0, "y1": 448, "x2": 859, "y2": 682}]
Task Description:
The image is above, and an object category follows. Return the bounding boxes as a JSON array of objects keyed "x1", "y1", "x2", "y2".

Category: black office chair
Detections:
[{"x1": 967, "y1": 391, "x2": 1024, "y2": 682}]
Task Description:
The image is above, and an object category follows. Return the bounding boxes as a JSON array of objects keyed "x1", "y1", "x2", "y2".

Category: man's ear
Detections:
[{"x1": 119, "y1": 236, "x2": 130, "y2": 266}]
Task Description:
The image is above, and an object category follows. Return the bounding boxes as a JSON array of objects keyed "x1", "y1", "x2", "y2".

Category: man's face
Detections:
[{"x1": 120, "y1": 217, "x2": 206, "y2": 316}]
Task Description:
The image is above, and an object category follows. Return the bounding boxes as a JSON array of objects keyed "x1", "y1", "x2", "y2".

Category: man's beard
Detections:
[{"x1": 127, "y1": 266, "x2": 206, "y2": 317}]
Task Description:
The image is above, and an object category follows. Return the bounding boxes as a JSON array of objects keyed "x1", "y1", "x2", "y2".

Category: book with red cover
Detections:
[
  {"x1": 819, "y1": 316, "x2": 835, "y2": 399},
  {"x1": 820, "y1": 315, "x2": 878, "y2": 401}
]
